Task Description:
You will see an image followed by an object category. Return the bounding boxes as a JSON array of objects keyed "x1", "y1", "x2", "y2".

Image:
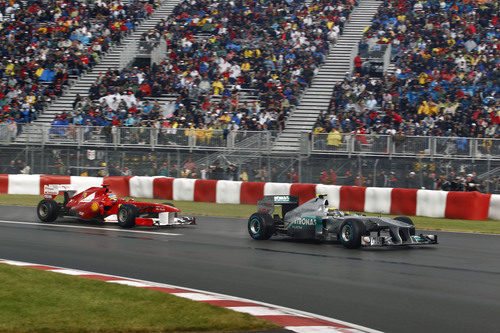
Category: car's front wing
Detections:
[
  {"x1": 361, "y1": 234, "x2": 438, "y2": 247},
  {"x1": 104, "y1": 213, "x2": 196, "y2": 227}
]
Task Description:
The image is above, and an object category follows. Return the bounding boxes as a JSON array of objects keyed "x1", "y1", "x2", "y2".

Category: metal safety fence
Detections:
[
  {"x1": 1, "y1": 124, "x2": 499, "y2": 193},
  {"x1": 310, "y1": 133, "x2": 500, "y2": 160},
  {"x1": 10, "y1": 124, "x2": 276, "y2": 152},
  {"x1": 6, "y1": 124, "x2": 500, "y2": 161},
  {"x1": 0, "y1": 146, "x2": 498, "y2": 193}
]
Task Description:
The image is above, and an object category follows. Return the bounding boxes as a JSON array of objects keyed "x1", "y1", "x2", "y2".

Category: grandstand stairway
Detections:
[
  {"x1": 16, "y1": 0, "x2": 181, "y2": 143},
  {"x1": 272, "y1": 0, "x2": 382, "y2": 153}
]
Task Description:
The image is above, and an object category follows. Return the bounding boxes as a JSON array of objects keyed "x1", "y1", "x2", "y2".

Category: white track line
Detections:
[
  {"x1": 0, "y1": 258, "x2": 382, "y2": 333},
  {"x1": 0, "y1": 220, "x2": 181, "y2": 236},
  {"x1": 420, "y1": 229, "x2": 500, "y2": 236}
]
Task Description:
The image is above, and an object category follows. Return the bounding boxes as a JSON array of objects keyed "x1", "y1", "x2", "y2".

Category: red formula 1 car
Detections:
[{"x1": 37, "y1": 184, "x2": 195, "y2": 228}]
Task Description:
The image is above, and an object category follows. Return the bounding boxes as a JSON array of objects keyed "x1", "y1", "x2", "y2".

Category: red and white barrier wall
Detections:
[{"x1": 0, "y1": 174, "x2": 498, "y2": 221}]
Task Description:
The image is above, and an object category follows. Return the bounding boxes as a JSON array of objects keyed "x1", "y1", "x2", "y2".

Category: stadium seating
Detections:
[
  {"x1": 59, "y1": 0, "x2": 355, "y2": 131},
  {"x1": 317, "y1": 0, "x2": 498, "y2": 138},
  {"x1": 0, "y1": 0, "x2": 159, "y2": 128}
]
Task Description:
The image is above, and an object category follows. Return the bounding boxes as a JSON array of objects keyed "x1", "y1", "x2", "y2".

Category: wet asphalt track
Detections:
[{"x1": 0, "y1": 205, "x2": 499, "y2": 332}]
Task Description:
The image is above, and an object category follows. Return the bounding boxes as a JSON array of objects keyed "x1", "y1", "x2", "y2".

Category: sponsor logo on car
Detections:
[
  {"x1": 293, "y1": 217, "x2": 316, "y2": 226},
  {"x1": 80, "y1": 193, "x2": 95, "y2": 203},
  {"x1": 274, "y1": 195, "x2": 291, "y2": 203}
]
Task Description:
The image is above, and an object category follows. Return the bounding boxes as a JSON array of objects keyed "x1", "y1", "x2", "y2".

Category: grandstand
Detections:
[
  {"x1": 12, "y1": 0, "x2": 179, "y2": 143},
  {"x1": 314, "y1": 0, "x2": 498, "y2": 140},
  {"x1": 0, "y1": 0, "x2": 497, "y2": 193},
  {"x1": 273, "y1": 0, "x2": 382, "y2": 152}
]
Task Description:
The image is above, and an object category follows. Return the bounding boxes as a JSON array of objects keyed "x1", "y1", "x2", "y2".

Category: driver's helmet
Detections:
[
  {"x1": 327, "y1": 207, "x2": 344, "y2": 217},
  {"x1": 108, "y1": 193, "x2": 117, "y2": 202}
]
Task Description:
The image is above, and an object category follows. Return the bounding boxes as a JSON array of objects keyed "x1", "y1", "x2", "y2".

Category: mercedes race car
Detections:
[
  {"x1": 248, "y1": 195, "x2": 437, "y2": 249},
  {"x1": 37, "y1": 184, "x2": 195, "y2": 228}
]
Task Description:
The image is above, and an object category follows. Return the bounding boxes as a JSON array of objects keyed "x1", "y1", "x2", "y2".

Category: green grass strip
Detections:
[
  {"x1": 1, "y1": 194, "x2": 499, "y2": 234},
  {"x1": 0, "y1": 263, "x2": 279, "y2": 333}
]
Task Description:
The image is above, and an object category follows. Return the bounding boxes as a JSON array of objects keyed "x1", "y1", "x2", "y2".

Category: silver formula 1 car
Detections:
[{"x1": 248, "y1": 195, "x2": 438, "y2": 249}]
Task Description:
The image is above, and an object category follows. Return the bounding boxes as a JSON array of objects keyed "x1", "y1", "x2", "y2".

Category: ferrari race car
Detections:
[
  {"x1": 248, "y1": 195, "x2": 437, "y2": 249},
  {"x1": 37, "y1": 184, "x2": 195, "y2": 228}
]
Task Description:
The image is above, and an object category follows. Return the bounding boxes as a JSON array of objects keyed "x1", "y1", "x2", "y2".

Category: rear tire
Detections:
[
  {"x1": 395, "y1": 216, "x2": 415, "y2": 236},
  {"x1": 248, "y1": 212, "x2": 275, "y2": 240},
  {"x1": 37, "y1": 199, "x2": 59, "y2": 222},
  {"x1": 339, "y1": 219, "x2": 366, "y2": 249},
  {"x1": 117, "y1": 204, "x2": 138, "y2": 228}
]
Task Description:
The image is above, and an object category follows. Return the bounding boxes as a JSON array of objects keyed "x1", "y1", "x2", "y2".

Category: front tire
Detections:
[
  {"x1": 37, "y1": 199, "x2": 60, "y2": 222},
  {"x1": 248, "y1": 212, "x2": 275, "y2": 240},
  {"x1": 117, "y1": 204, "x2": 138, "y2": 228},
  {"x1": 339, "y1": 219, "x2": 366, "y2": 249}
]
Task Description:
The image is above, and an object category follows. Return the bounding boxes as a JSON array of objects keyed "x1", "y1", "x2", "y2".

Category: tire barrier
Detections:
[
  {"x1": 216, "y1": 180, "x2": 242, "y2": 204},
  {"x1": 445, "y1": 191, "x2": 491, "y2": 220},
  {"x1": 339, "y1": 186, "x2": 366, "y2": 212},
  {"x1": 129, "y1": 176, "x2": 155, "y2": 199},
  {"x1": 416, "y1": 190, "x2": 448, "y2": 218},
  {"x1": 172, "y1": 178, "x2": 196, "y2": 202},
  {"x1": 193, "y1": 179, "x2": 217, "y2": 203},
  {"x1": 263, "y1": 182, "x2": 292, "y2": 196},
  {"x1": 70, "y1": 176, "x2": 103, "y2": 194},
  {"x1": 488, "y1": 195, "x2": 500, "y2": 220},
  {"x1": 9, "y1": 174, "x2": 41, "y2": 195},
  {"x1": 240, "y1": 182, "x2": 265, "y2": 205},
  {"x1": 102, "y1": 176, "x2": 131, "y2": 197},
  {"x1": 364, "y1": 187, "x2": 392, "y2": 214},
  {"x1": 315, "y1": 184, "x2": 341, "y2": 207},
  {"x1": 290, "y1": 184, "x2": 317, "y2": 205},
  {"x1": 390, "y1": 188, "x2": 418, "y2": 216},
  {"x1": 152, "y1": 177, "x2": 174, "y2": 200},
  {"x1": 1, "y1": 174, "x2": 498, "y2": 220}
]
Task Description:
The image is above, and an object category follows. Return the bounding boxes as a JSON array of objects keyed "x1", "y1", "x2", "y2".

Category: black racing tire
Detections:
[
  {"x1": 339, "y1": 219, "x2": 366, "y2": 249},
  {"x1": 37, "y1": 199, "x2": 60, "y2": 222},
  {"x1": 248, "y1": 212, "x2": 275, "y2": 240},
  {"x1": 394, "y1": 216, "x2": 416, "y2": 236},
  {"x1": 117, "y1": 204, "x2": 138, "y2": 228}
]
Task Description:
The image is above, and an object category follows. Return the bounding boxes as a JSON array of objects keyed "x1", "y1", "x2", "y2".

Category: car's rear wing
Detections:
[
  {"x1": 257, "y1": 195, "x2": 299, "y2": 216},
  {"x1": 43, "y1": 184, "x2": 78, "y2": 198}
]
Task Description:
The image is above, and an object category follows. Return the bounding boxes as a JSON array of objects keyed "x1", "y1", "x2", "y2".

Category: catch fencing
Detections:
[
  {"x1": 1, "y1": 125, "x2": 499, "y2": 193},
  {"x1": 310, "y1": 132, "x2": 500, "y2": 160}
]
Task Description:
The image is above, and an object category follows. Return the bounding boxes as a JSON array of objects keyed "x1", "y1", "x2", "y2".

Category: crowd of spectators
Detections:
[
  {"x1": 56, "y1": 0, "x2": 355, "y2": 132},
  {"x1": 94, "y1": 156, "x2": 498, "y2": 193},
  {"x1": 5, "y1": 152, "x2": 498, "y2": 193},
  {"x1": 0, "y1": 0, "x2": 159, "y2": 129},
  {"x1": 315, "y1": 0, "x2": 499, "y2": 141},
  {"x1": 3, "y1": 159, "x2": 30, "y2": 174},
  {"x1": 319, "y1": 167, "x2": 497, "y2": 193},
  {"x1": 91, "y1": 157, "x2": 301, "y2": 184}
]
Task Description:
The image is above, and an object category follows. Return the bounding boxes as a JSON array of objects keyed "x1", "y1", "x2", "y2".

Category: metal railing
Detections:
[
  {"x1": 6, "y1": 123, "x2": 500, "y2": 160},
  {"x1": 13, "y1": 124, "x2": 275, "y2": 151},
  {"x1": 151, "y1": 38, "x2": 166, "y2": 65},
  {"x1": 119, "y1": 38, "x2": 138, "y2": 69},
  {"x1": 0, "y1": 124, "x2": 13, "y2": 143},
  {"x1": 310, "y1": 133, "x2": 500, "y2": 160}
]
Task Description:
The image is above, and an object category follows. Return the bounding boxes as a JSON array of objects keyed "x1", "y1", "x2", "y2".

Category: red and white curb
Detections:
[{"x1": 0, "y1": 259, "x2": 381, "y2": 333}]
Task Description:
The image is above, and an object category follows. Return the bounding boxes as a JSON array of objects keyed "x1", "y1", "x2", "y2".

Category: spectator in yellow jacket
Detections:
[
  {"x1": 212, "y1": 79, "x2": 224, "y2": 95},
  {"x1": 327, "y1": 129, "x2": 342, "y2": 147},
  {"x1": 418, "y1": 101, "x2": 438, "y2": 116}
]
